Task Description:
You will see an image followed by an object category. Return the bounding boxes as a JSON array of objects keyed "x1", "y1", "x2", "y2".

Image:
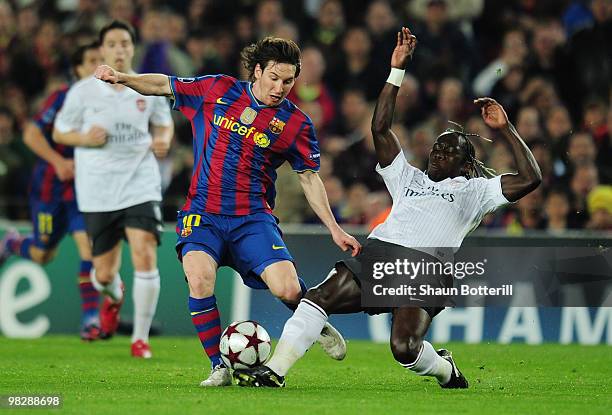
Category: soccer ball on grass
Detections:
[{"x1": 219, "y1": 320, "x2": 271, "y2": 369}]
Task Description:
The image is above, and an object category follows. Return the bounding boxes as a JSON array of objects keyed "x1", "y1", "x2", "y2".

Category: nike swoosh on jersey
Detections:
[
  {"x1": 272, "y1": 245, "x2": 285, "y2": 250},
  {"x1": 216, "y1": 97, "x2": 229, "y2": 105}
]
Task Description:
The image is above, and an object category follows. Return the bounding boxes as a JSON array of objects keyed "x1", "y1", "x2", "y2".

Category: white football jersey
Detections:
[
  {"x1": 54, "y1": 76, "x2": 173, "y2": 212},
  {"x1": 369, "y1": 152, "x2": 510, "y2": 255}
]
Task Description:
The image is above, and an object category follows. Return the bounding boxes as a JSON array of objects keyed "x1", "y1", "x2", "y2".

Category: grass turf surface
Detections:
[{"x1": 0, "y1": 336, "x2": 609, "y2": 415}]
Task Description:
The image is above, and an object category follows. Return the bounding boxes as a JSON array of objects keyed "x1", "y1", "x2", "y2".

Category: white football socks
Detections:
[
  {"x1": 131, "y1": 269, "x2": 160, "y2": 343},
  {"x1": 90, "y1": 269, "x2": 123, "y2": 303},
  {"x1": 401, "y1": 340, "x2": 452, "y2": 384},
  {"x1": 267, "y1": 299, "x2": 328, "y2": 376}
]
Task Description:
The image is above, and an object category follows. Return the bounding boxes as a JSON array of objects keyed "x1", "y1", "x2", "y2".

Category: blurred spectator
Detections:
[
  {"x1": 544, "y1": 104, "x2": 573, "y2": 164},
  {"x1": 473, "y1": 28, "x2": 528, "y2": 96},
  {"x1": 543, "y1": 188, "x2": 571, "y2": 233},
  {"x1": 272, "y1": 20, "x2": 300, "y2": 43},
  {"x1": 364, "y1": 0, "x2": 397, "y2": 65},
  {"x1": 342, "y1": 182, "x2": 369, "y2": 225},
  {"x1": 288, "y1": 46, "x2": 336, "y2": 136},
  {"x1": 581, "y1": 99, "x2": 608, "y2": 143},
  {"x1": 502, "y1": 186, "x2": 544, "y2": 234},
  {"x1": 524, "y1": 20, "x2": 567, "y2": 83},
  {"x1": 487, "y1": 142, "x2": 514, "y2": 175},
  {"x1": 596, "y1": 107, "x2": 612, "y2": 183},
  {"x1": 9, "y1": 20, "x2": 62, "y2": 98},
  {"x1": 568, "y1": 163, "x2": 600, "y2": 228},
  {"x1": 62, "y1": 0, "x2": 108, "y2": 34},
  {"x1": 564, "y1": 0, "x2": 612, "y2": 119},
  {"x1": 109, "y1": 0, "x2": 138, "y2": 29},
  {"x1": 406, "y1": 126, "x2": 435, "y2": 171},
  {"x1": 333, "y1": 111, "x2": 385, "y2": 191},
  {"x1": 422, "y1": 77, "x2": 468, "y2": 134},
  {"x1": 0, "y1": 107, "x2": 30, "y2": 219},
  {"x1": 256, "y1": 0, "x2": 285, "y2": 38},
  {"x1": 566, "y1": 132, "x2": 596, "y2": 169},
  {"x1": 307, "y1": 0, "x2": 345, "y2": 61},
  {"x1": 135, "y1": 9, "x2": 194, "y2": 76},
  {"x1": 519, "y1": 77, "x2": 560, "y2": 116},
  {"x1": 326, "y1": 26, "x2": 386, "y2": 100},
  {"x1": 515, "y1": 106, "x2": 542, "y2": 144},
  {"x1": 365, "y1": 191, "x2": 392, "y2": 230},
  {"x1": 412, "y1": 0, "x2": 477, "y2": 84},
  {"x1": 273, "y1": 164, "x2": 309, "y2": 224},
  {"x1": 490, "y1": 64, "x2": 525, "y2": 120},
  {"x1": 394, "y1": 73, "x2": 427, "y2": 128},
  {"x1": 586, "y1": 185, "x2": 612, "y2": 231},
  {"x1": 334, "y1": 88, "x2": 369, "y2": 142},
  {"x1": 408, "y1": 0, "x2": 485, "y2": 22},
  {"x1": 305, "y1": 175, "x2": 346, "y2": 223},
  {"x1": 529, "y1": 140, "x2": 554, "y2": 188}
]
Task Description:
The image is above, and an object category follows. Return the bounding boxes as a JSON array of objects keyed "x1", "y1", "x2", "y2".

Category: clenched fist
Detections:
[
  {"x1": 95, "y1": 65, "x2": 121, "y2": 84},
  {"x1": 82, "y1": 125, "x2": 107, "y2": 147}
]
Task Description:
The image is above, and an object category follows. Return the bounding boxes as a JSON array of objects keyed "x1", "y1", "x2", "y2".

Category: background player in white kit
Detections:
[
  {"x1": 234, "y1": 27, "x2": 542, "y2": 388},
  {"x1": 53, "y1": 21, "x2": 174, "y2": 358}
]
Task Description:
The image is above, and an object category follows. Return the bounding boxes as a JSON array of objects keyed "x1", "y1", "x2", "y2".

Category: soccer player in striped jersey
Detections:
[
  {"x1": 233, "y1": 27, "x2": 542, "y2": 389},
  {"x1": 0, "y1": 42, "x2": 103, "y2": 341},
  {"x1": 94, "y1": 36, "x2": 361, "y2": 386}
]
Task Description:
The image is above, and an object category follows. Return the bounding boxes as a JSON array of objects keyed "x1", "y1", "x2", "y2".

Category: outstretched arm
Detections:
[
  {"x1": 475, "y1": 98, "x2": 542, "y2": 202},
  {"x1": 95, "y1": 65, "x2": 172, "y2": 97},
  {"x1": 371, "y1": 27, "x2": 417, "y2": 167}
]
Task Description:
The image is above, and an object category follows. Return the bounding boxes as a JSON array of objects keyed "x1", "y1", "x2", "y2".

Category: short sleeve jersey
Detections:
[
  {"x1": 54, "y1": 76, "x2": 173, "y2": 212},
  {"x1": 369, "y1": 152, "x2": 510, "y2": 250},
  {"x1": 169, "y1": 74, "x2": 320, "y2": 215}
]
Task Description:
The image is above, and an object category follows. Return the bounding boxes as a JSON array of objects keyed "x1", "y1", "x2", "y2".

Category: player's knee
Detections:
[
  {"x1": 390, "y1": 335, "x2": 423, "y2": 364},
  {"x1": 270, "y1": 279, "x2": 302, "y2": 302},
  {"x1": 132, "y1": 250, "x2": 156, "y2": 270},
  {"x1": 93, "y1": 269, "x2": 115, "y2": 285},
  {"x1": 304, "y1": 286, "x2": 332, "y2": 313}
]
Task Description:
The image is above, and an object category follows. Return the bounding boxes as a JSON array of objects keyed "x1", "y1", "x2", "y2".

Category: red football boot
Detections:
[
  {"x1": 131, "y1": 339, "x2": 152, "y2": 359},
  {"x1": 99, "y1": 284, "x2": 124, "y2": 339}
]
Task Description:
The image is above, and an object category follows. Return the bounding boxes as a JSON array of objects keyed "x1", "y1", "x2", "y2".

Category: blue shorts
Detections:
[
  {"x1": 176, "y1": 212, "x2": 293, "y2": 290},
  {"x1": 30, "y1": 198, "x2": 85, "y2": 249}
]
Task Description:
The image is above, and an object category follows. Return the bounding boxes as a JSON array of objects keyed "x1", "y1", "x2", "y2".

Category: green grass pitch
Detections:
[{"x1": 0, "y1": 336, "x2": 609, "y2": 415}]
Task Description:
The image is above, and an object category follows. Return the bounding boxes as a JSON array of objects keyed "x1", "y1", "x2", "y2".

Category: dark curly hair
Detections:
[{"x1": 240, "y1": 37, "x2": 301, "y2": 82}]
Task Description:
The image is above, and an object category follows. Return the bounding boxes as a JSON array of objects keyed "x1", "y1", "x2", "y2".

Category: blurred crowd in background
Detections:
[{"x1": 0, "y1": 0, "x2": 611, "y2": 233}]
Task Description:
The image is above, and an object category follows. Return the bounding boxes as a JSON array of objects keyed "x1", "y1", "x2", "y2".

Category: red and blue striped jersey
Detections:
[
  {"x1": 29, "y1": 85, "x2": 75, "y2": 203},
  {"x1": 170, "y1": 75, "x2": 320, "y2": 215}
]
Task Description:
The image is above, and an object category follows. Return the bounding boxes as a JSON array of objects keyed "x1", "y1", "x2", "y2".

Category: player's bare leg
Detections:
[
  {"x1": 260, "y1": 261, "x2": 349, "y2": 361},
  {"x1": 91, "y1": 242, "x2": 124, "y2": 339},
  {"x1": 391, "y1": 307, "x2": 468, "y2": 388},
  {"x1": 126, "y1": 227, "x2": 160, "y2": 358},
  {"x1": 73, "y1": 231, "x2": 100, "y2": 341},
  {"x1": 183, "y1": 249, "x2": 231, "y2": 386},
  {"x1": 235, "y1": 263, "x2": 362, "y2": 387}
]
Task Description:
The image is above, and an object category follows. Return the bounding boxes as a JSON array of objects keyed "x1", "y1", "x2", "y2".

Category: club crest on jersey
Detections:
[
  {"x1": 268, "y1": 117, "x2": 285, "y2": 135},
  {"x1": 136, "y1": 99, "x2": 146, "y2": 112},
  {"x1": 181, "y1": 226, "x2": 192, "y2": 237},
  {"x1": 240, "y1": 107, "x2": 258, "y2": 125},
  {"x1": 253, "y1": 132, "x2": 270, "y2": 148}
]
